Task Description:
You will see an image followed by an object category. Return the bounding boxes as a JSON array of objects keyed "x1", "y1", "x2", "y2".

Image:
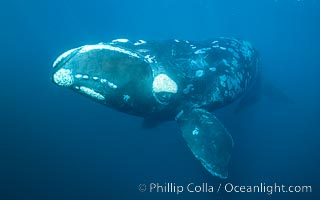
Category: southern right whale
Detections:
[{"x1": 51, "y1": 37, "x2": 260, "y2": 179}]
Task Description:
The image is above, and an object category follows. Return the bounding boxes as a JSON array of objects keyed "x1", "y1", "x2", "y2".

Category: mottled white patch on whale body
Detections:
[
  {"x1": 241, "y1": 41, "x2": 253, "y2": 60},
  {"x1": 194, "y1": 48, "x2": 211, "y2": 54},
  {"x1": 53, "y1": 68, "x2": 74, "y2": 87},
  {"x1": 79, "y1": 86, "x2": 105, "y2": 100},
  {"x1": 52, "y1": 47, "x2": 79, "y2": 68},
  {"x1": 220, "y1": 75, "x2": 227, "y2": 87},
  {"x1": 195, "y1": 70, "x2": 204, "y2": 77},
  {"x1": 144, "y1": 55, "x2": 156, "y2": 63},
  {"x1": 108, "y1": 82, "x2": 118, "y2": 89},
  {"x1": 112, "y1": 38, "x2": 129, "y2": 43},
  {"x1": 152, "y1": 74, "x2": 178, "y2": 93},
  {"x1": 134, "y1": 40, "x2": 146, "y2": 45},
  {"x1": 79, "y1": 44, "x2": 140, "y2": 58}
]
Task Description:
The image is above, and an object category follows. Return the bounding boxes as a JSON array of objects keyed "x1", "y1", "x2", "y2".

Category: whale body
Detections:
[{"x1": 52, "y1": 38, "x2": 259, "y2": 179}]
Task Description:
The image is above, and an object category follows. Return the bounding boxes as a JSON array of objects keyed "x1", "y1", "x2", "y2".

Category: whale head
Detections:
[{"x1": 52, "y1": 43, "x2": 157, "y2": 115}]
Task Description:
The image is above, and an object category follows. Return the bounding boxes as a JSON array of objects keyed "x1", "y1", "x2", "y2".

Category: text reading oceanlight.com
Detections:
[{"x1": 138, "y1": 182, "x2": 312, "y2": 195}]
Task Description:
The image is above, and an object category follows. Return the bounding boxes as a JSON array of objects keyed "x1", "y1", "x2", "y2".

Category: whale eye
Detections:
[{"x1": 153, "y1": 92, "x2": 174, "y2": 105}]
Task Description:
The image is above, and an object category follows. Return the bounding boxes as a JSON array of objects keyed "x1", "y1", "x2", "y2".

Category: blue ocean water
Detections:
[{"x1": 1, "y1": 0, "x2": 319, "y2": 199}]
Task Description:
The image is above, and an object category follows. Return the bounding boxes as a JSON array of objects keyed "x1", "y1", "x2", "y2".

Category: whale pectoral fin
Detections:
[{"x1": 176, "y1": 108, "x2": 233, "y2": 179}]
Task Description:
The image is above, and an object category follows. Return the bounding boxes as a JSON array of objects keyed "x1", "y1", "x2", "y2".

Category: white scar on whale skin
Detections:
[
  {"x1": 79, "y1": 86, "x2": 105, "y2": 101},
  {"x1": 152, "y1": 74, "x2": 178, "y2": 93},
  {"x1": 53, "y1": 68, "x2": 74, "y2": 87},
  {"x1": 195, "y1": 70, "x2": 204, "y2": 77},
  {"x1": 79, "y1": 44, "x2": 140, "y2": 58}
]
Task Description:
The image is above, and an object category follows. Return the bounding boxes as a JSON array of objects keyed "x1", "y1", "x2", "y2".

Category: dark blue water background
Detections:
[{"x1": 1, "y1": 0, "x2": 319, "y2": 199}]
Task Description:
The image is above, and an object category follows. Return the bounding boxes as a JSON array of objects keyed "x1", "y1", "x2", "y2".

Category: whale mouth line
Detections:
[
  {"x1": 53, "y1": 47, "x2": 81, "y2": 69},
  {"x1": 53, "y1": 43, "x2": 142, "y2": 70}
]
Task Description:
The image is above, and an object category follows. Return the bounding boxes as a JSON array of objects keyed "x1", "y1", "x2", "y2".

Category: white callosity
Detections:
[
  {"x1": 74, "y1": 74, "x2": 118, "y2": 89},
  {"x1": 144, "y1": 55, "x2": 156, "y2": 63},
  {"x1": 79, "y1": 44, "x2": 140, "y2": 58},
  {"x1": 134, "y1": 40, "x2": 146, "y2": 46},
  {"x1": 111, "y1": 38, "x2": 129, "y2": 43},
  {"x1": 108, "y1": 82, "x2": 118, "y2": 89},
  {"x1": 82, "y1": 75, "x2": 89, "y2": 79},
  {"x1": 79, "y1": 86, "x2": 105, "y2": 101},
  {"x1": 53, "y1": 68, "x2": 74, "y2": 87},
  {"x1": 152, "y1": 74, "x2": 178, "y2": 93},
  {"x1": 75, "y1": 74, "x2": 82, "y2": 78}
]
